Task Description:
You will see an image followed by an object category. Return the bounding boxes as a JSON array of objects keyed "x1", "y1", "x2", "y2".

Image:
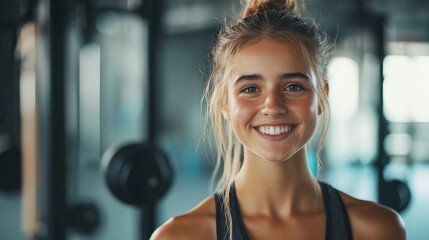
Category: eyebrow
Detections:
[
  {"x1": 234, "y1": 72, "x2": 311, "y2": 85},
  {"x1": 280, "y1": 72, "x2": 311, "y2": 81}
]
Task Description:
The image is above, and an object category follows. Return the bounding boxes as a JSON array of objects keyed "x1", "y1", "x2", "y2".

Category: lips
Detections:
[{"x1": 256, "y1": 125, "x2": 297, "y2": 136}]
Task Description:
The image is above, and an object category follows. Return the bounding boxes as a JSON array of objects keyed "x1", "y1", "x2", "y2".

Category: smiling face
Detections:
[{"x1": 224, "y1": 38, "x2": 319, "y2": 163}]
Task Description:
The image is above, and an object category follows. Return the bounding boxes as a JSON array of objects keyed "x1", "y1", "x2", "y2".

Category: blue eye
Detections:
[
  {"x1": 285, "y1": 84, "x2": 304, "y2": 92},
  {"x1": 241, "y1": 86, "x2": 260, "y2": 93}
]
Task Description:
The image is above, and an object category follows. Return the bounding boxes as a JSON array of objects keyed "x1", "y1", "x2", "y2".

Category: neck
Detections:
[{"x1": 234, "y1": 148, "x2": 322, "y2": 218}]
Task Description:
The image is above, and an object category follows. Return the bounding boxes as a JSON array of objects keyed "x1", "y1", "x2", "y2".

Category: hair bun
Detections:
[{"x1": 241, "y1": 0, "x2": 300, "y2": 18}]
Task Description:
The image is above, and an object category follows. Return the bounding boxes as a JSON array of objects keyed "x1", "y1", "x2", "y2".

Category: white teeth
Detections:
[{"x1": 258, "y1": 125, "x2": 294, "y2": 135}]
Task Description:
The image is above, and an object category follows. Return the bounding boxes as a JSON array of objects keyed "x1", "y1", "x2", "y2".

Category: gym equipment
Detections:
[
  {"x1": 380, "y1": 179, "x2": 412, "y2": 213},
  {"x1": 0, "y1": 144, "x2": 21, "y2": 193},
  {"x1": 102, "y1": 142, "x2": 173, "y2": 206},
  {"x1": 368, "y1": 14, "x2": 412, "y2": 213},
  {"x1": 69, "y1": 201, "x2": 101, "y2": 235},
  {"x1": 102, "y1": 142, "x2": 173, "y2": 239}
]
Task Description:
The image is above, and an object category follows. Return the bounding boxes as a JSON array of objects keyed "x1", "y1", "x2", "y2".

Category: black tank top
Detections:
[{"x1": 214, "y1": 182, "x2": 353, "y2": 240}]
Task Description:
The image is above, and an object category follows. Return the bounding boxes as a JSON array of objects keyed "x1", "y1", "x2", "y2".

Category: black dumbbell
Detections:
[
  {"x1": 102, "y1": 142, "x2": 173, "y2": 206},
  {"x1": 380, "y1": 179, "x2": 412, "y2": 213}
]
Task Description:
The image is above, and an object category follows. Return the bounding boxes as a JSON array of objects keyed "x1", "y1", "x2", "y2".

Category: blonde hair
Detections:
[{"x1": 203, "y1": 0, "x2": 332, "y2": 238}]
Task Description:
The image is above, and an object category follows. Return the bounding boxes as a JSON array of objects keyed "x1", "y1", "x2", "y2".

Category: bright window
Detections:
[
  {"x1": 328, "y1": 57, "x2": 359, "y2": 122},
  {"x1": 384, "y1": 56, "x2": 429, "y2": 122}
]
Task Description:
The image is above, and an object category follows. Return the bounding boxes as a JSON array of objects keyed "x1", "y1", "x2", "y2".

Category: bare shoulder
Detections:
[
  {"x1": 340, "y1": 192, "x2": 406, "y2": 240},
  {"x1": 150, "y1": 196, "x2": 217, "y2": 240}
]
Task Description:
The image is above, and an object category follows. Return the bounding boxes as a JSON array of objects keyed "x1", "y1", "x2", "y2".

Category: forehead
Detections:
[{"x1": 229, "y1": 38, "x2": 311, "y2": 77}]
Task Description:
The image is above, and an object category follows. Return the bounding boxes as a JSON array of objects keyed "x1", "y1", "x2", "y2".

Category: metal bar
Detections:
[
  {"x1": 140, "y1": 204, "x2": 156, "y2": 240},
  {"x1": 139, "y1": 0, "x2": 164, "y2": 239},
  {"x1": 372, "y1": 15, "x2": 389, "y2": 203},
  {"x1": 46, "y1": 0, "x2": 68, "y2": 239},
  {"x1": 146, "y1": 0, "x2": 164, "y2": 144}
]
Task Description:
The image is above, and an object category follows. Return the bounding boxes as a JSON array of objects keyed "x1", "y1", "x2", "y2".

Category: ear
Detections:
[
  {"x1": 222, "y1": 102, "x2": 230, "y2": 121},
  {"x1": 222, "y1": 107, "x2": 230, "y2": 121},
  {"x1": 318, "y1": 80, "x2": 329, "y2": 115}
]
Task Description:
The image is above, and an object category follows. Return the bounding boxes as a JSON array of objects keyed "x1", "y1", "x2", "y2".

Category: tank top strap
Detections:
[
  {"x1": 214, "y1": 191, "x2": 228, "y2": 240},
  {"x1": 214, "y1": 184, "x2": 249, "y2": 240},
  {"x1": 319, "y1": 181, "x2": 354, "y2": 240}
]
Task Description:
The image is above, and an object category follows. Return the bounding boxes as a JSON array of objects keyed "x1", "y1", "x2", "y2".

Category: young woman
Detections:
[{"x1": 151, "y1": 0, "x2": 406, "y2": 239}]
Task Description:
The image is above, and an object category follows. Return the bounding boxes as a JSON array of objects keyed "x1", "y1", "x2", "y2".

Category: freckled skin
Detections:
[{"x1": 226, "y1": 39, "x2": 318, "y2": 163}]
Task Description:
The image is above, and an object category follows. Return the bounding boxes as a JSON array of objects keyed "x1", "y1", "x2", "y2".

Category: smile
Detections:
[{"x1": 257, "y1": 125, "x2": 297, "y2": 136}]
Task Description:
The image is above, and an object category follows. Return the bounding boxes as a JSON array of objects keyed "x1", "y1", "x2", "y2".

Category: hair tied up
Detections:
[{"x1": 241, "y1": 0, "x2": 301, "y2": 18}]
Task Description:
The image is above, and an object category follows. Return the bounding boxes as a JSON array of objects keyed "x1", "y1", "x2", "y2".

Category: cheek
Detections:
[
  {"x1": 229, "y1": 98, "x2": 259, "y2": 126},
  {"x1": 291, "y1": 95, "x2": 318, "y2": 121}
]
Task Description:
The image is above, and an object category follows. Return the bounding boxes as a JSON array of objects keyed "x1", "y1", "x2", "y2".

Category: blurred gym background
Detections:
[{"x1": 0, "y1": 0, "x2": 428, "y2": 239}]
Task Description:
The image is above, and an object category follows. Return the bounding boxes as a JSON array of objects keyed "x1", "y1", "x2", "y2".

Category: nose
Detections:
[{"x1": 261, "y1": 90, "x2": 287, "y2": 117}]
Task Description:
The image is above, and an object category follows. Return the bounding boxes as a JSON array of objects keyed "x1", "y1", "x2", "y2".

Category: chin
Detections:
[
  {"x1": 260, "y1": 152, "x2": 294, "y2": 163},
  {"x1": 257, "y1": 145, "x2": 305, "y2": 163}
]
